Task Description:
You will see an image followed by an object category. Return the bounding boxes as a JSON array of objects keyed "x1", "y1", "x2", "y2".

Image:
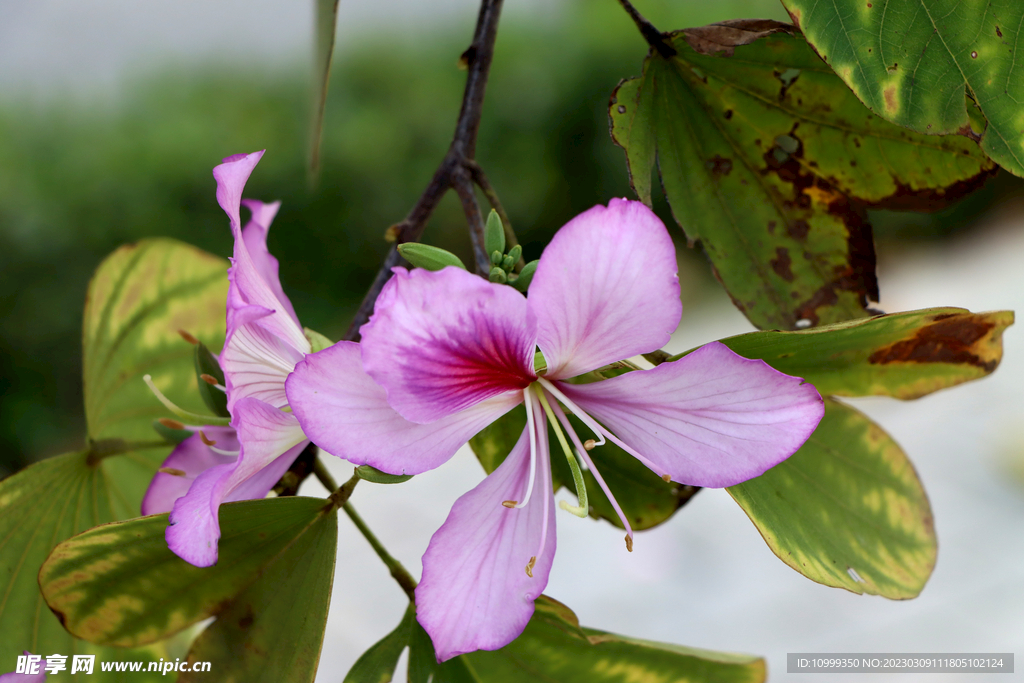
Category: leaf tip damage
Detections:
[
  {"x1": 868, "y1": 311, "x2": 1013, "y2": 376},
  {"x1": 679, "y1": 19, "x2": 795, "y2": 57}
]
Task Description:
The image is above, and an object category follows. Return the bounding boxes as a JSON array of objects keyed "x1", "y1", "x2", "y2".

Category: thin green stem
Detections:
[
  {"x1": 142, "y1": 374, "x2": 231, "y2": 426},
  {"x1": 535, "y1": 388, "x2": 589, "y2": 517},
  {"x1": 342, "y1": 501, "x2": 418, "y2": 601},
  {"x1": 313, "y1": 456, "x2": 340, "y2": 493}
]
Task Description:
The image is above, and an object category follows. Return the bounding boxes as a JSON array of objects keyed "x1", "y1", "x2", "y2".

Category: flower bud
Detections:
[
  {"x1": 489, "y1": 267, "x2": 508, "y2": 284},
  {"x1": 397, "y1": 243, "x2": 467, "y2": 272},
  {"x1": 484, "y1": 209, "x2": 505, "y2": 255},
  {"x1": 510, "y1": 260, "x2": 538, "y2": 292}
]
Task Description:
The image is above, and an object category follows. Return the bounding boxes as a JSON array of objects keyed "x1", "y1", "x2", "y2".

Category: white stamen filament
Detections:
[
  {"x1": 209, "y1": 445, "x2": 241, "y2": 457},
  {"x1": 513, "y1": 387, "x2": 539, "y2": 510},
  {"x1": 549, "y1": 399, "x2": 634, "y2": 544},
  {"x1": 531, "y1": 394, "x2": 552, "y2": 573},
  {"x1": 537, "y1": 378, "x2": 605, "y2": 447},
  {"x1": 143, "y1": 374, "x2": 231, "y2": 426}
]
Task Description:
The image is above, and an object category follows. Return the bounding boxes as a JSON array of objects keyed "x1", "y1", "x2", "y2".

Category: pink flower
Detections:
[
  {"x1": 285, "y1": 199, "x2": 823, "y2": 659},
  {"x1": 143, "y1": 151, "x2": 309, "y2": 567}
]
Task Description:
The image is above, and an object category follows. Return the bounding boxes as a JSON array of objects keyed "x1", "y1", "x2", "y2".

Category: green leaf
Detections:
[
  {"x1": 509, "y1": 260, "x2": 538, "y2": 292},
  {"x1": 310, "y1": 0, "x2": 340, "y2": 179},
  {"x1": 783, "y1": 0, "x2": 1024, "y2": 176},
  {"x1": 343, "y1": 604, "x2": 415, "y2": 683},
  {"x1": 38, "y1": 497, "x2": 334, "y2": 647},
  {"x1": 464, "y1": 595, "x2": 766, "y2": 682},
  {"x1": 469, "y1": 406, "x2": 699, "y2": 532},
  {"x1": 728, "y1": 398, "x2": 935, "y2": 598},
  {"x1": 610, "y1": 22, "x2": 995, "y2": 330},
  {"x1": 84, "y1": 238, "x2": 229, "y2": 444},
  {"x1": 179, "y1": 500, "x2": 337, "y2": 683},
  {"x1": 1, "y1": 239, "x2": 228, "y2": 676},
  {"x1": 675, "y1": 307, "x2": 1013, "y2": 399},
  {"x1": 356, "y1": 465, "x2": 414, "y2": 484},
  {"x1": 0, "y1": 452, "x2": 171, "y2": 680},
  {"x1": 194, "y1": 342, "x2": 229, "y2": 418},
  {"x1": 398, "y1": 243, "x2": 468, "y2": 271}
]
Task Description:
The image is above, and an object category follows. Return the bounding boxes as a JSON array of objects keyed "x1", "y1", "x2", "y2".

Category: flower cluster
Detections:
[{"x1": 147, "y1": 151, "x2": 824, "y2": 659}]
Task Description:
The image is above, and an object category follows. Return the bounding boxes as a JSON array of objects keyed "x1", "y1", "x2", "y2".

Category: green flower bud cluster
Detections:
[
  {"x1": 396, "y1": 209, "x2": 539, "y2": 292},
  {"x1": 484, "y1": 209, "x2": 537, "y2": 292}
]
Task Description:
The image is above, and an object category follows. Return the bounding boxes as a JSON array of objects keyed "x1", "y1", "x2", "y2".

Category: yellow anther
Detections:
[
  {"x1": 159, "y1": 468, "x2": 187, "y2": 477},
  {"x1": 502, "y1": 500, "x2": 517, "y2": 508},
  {"x1": 625, "y1": 535, "x2": 633, "y2": 552},
  {"x1": 199, "y1": 431, "x2": 217, "y2": 446},
  {"x1": 525, "y1": 556, "x2": 536, "y2": 578},
  {"x1": 584, "y1": 439, "x2": 596, "y2": 451},
  {"x1": 158, "y1": 417, "x2": 186, "y2": 431}
]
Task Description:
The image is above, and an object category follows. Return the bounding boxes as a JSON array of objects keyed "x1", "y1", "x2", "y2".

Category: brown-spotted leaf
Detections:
[{"x1": 610, "y1": 25, "x2": 995, "y2": 330}]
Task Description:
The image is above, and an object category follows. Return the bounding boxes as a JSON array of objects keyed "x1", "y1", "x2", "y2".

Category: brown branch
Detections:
[
  {"x1": 616, "y1": 0, "x2": 676, "y2": 58},
  {"x1": 343, "y1": 0, "x2": 505, "y2": 342}
]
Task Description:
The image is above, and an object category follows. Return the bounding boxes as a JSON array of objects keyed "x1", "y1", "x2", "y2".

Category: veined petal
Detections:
[
  {"x1": 286, "y1": 341, "x2": 520, "y2": 475},
  {"x1": 415, "y1": 407, "x2": 555, "y2": 661},
  {"x1": 214, "y1": 152, "x2": 309, "y2": 356},
  {"x1": 220, "y1": 304, "x2": 305, "y2": 412},
  {"x1": 141, "y1": 427, "x2": 238, "y2": 516},
  {"x1": 239, "y1": 198, "x2": 300, "y2": 327},
  {"x1": 166, "y1": 398, "x2": 307, "y2": 566},
  {"x1": 559, "y1": 342, "x2": 824, "y2": 487},
  {"x1": 360, "y1": 267, "x2": 536, "y2": 423},
  {"x1": 528, "y1": 198, "x2": 681, "y2": 379}
]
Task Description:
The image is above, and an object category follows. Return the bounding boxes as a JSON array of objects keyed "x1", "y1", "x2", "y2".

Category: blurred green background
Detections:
[{"x1": 1, "y1": 0, "x2": 1020, "y2": 476}]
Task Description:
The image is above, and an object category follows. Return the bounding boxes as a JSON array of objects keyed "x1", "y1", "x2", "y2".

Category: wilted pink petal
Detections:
[
  {"x1": 360, "y1": 267, "x2": 535, "y2": 423},
  {"x1": 141, "y1": 427, "x2": 238, "y2": 516},
  {"x1": 559, "y1": 342, "x2": 824, "y2": 487},
  {"x1": 166, "y1": 398, "x2": 307, "y2": 566},
  {"x1": 286, "y1": 342, "x2": 520, "y2": 475},
  {"x1": 416, "y1": 404, "x2": 555, "y2": 661},
  {"x1": 528, "y1": 198, "x2": 681, "y2": 379}
]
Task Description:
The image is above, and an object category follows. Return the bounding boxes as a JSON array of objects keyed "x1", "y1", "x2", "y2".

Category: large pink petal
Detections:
[
  {"x1": 239, "y1": 198, "x2": 300, "y2": 326},
  {"x1": 213, "y1": 152, "x2": 309, "y2": 356},
  {"x1": 220, "y1": 304, "x2": 305, "y2": 412},
  {"x1": 415, "y1": 404, "x2": 555, "y2": 661},
  {"x1": 360, "y1": 267, "x2": 536, "y2": 423},
  {"x1": 0, "y1": 653, "x2": 47, "y2": 682},
  {"x1": 166, "y1": 398, "x2": 307, "y2": 566},
  {"x1": 286, "y1": 341, "x2": 520, "y2": 475},
  {"x1": 528, "y1": 198, "x2": 681, "y2": 379},
  {"x1": 559, "y1": 342, "x2": 824, "y2": 487},
  {"x1": 141, "y1": 427, "x2": 238, "y2": 516}
]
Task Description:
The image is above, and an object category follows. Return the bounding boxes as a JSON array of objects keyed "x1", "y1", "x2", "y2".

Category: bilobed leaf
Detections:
[
  {"x1": 469, "y1": 406, "x2": 698, "y2": 531},
  {"x1": 343, "y1": 604, "x2": 416, "y2": 683},
  {"x1": 728, "y1": 399, "x2": 935, "y2": 598},
  {"x1": 1, "y1": 239, "x2": 228, "y2": 677},
  {"x1": 39, "y1": 497, "x2": 333, "y2": 648},
  {"x1": 0, "y1": 452, "x2": 169, "y2": 681},
  {"x1": 783, "y1": 0, "x2": 1024, "y2": 176},
  {"x1": 610, "y1": 23, "x2": 995, "y2": 330},
  {"x1": 179, "y1": 500, "x2": 337, "y2": 683},
  {"x1": 464, "y1": 595, "x2": 766, "y2": 682},
  {"x1": 673, "y1": 307, "x2": 1013, "y2": 399}
]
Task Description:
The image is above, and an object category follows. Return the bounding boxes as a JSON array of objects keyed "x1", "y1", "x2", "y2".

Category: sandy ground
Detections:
[{"x1": 309, "y1": 205, "x2": 1024, "y2": 682}]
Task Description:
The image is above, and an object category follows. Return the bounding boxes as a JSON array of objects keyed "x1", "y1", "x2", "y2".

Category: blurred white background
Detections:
[{"x1": 2, "y1": 0, "x2": 1021, "y2": 680}]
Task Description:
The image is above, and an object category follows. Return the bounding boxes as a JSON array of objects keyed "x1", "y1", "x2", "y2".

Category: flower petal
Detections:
[
  {"x1": 415, "y1": 405, "x2": 555, "y2": 661},
  {"x1": 559, "y1": 342, "x2": 824, "y2": 487},
  {"x1": 239, "y1": 198, "x2": 300, "y2": 326},
  {"x1": 213, "y1": 152, "x2": 309, "y2": 357},
  {"x1": 220, "y1": 304, "x2": 305, "y2": 412},
  {"x1": 528, "y1": 198, "x2": 681, "y2": 379},
  {"x1": 0, "y1": 653, "x2": 47, "y2": 682},
  {"x1": 286, "y1": 341, "x2": 520, "y2": 475},
  {"x1": 166, "y1": 398, "x2": 307, "y2": 566},
  {"x1": 141, "y1": 427, "x2": 238, "y2": 516},
  {"x1": 360, "y1": 267, "x2": 535, "y2": 423}
]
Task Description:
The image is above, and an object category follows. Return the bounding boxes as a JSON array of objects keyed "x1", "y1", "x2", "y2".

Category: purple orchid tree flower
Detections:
[
  {"x1": 142, "y1": 151, "x2": 310, "y2": 567},
  {"x1": 285, "y1": 198, "x2": 824, "y2": 659}
]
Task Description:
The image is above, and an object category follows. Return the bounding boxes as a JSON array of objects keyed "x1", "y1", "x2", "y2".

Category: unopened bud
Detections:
[
  {"x1": 507, "y1": 244, "x2": 522, "y2": 264},
  {"x1": 490, "y1": 250, "x2": 503, "y2": 266},
  {"x1": 502, "y1": 500, "x2": 517, "y2": 508},
  {"x1": 525, "y1": 556, "x2": 536, "y2": 578},
  {"x1": 501, "y1": 254, "x2": 515, "y2": 271},
  {"x1": 584, "y1": 439, "x2": 596, "y2": 451},
  {"x1": 200, "y1": 373, "x2": 219, "y2": 386},
  {"x1": 178, "y1": 330, "x2": 199, "y2": 345},
  {"x1": 510, "y1": 259, "x2": 538, "y2": 292},
  {"x1": 484, "y1": 209, "x2": 505, "y2": 255},
  {"x1": 199, "y1": 430, "x2": 217, "y2": 446},
  {"x1": 398, "y1": 243, "x2": 467, "y2": 271},
  {"x1": 159, "y1": 467, "x2": 187, "y2": 477},
  {"x1": 625, "y1": 535, "x2": 633, "y2": 552},
  {"x1": 158, "y1": 417, "x2": 186, "y2": 431},
  {"x1": 489, "y1": 267, "x2": 507, "y2": 284}
]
